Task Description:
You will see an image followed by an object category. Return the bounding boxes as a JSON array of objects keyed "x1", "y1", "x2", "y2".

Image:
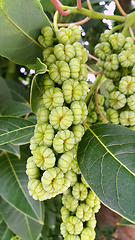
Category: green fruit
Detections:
[
  {"x1": 49, "y1": 106, "x2": 73, "y2": 130},
  {"x1": 68, "y1": 24, "x2": 81, "y2": 42},
  {"x1": 104, "y1": 54, "x2": 119, "y2": 71},
  {"x1": 37, "y1": 106, "x2": 49, "y2": 124},
  {"x1": 66, "y1": 216, "x2": 83, "y2": 235},
  {"x1": 53, "y1": 130, "x2": 75, "y2": 153},
  {"x1": 109, "y1": 32, "x2": 125, "y2": 51},
  {"x1": 76, "y1": 203, "x2": 92, "y2": 222},
  {"x1": 69, "y1": 58, "x2": 80, "y2": 79},
  {"x1": 72, "y1": 182, "x2": 88, "y2": 201},
  {"x1": 49, "y1": 60, "x2": 70, "y2": 85},
  {"x1": 81, "y1": 227, "x2": 96, "y2": 240},
  {"x1": 127, "y1": 94, "x2": 135, "y2": 111},
  {"x1": 33, "y1": 146, "x2": 56, "y2": 170},
  {"x1": 26, "y1": 156, "x2": 40, "y2": 180},
  {"x1": 119, "y1": 110, "x2": 135, "y2": 126},
  {"x1": 38, "y1": 26, "x2": 54, "y2": 48},
  {"x1": 118, "y1": 50, "x2": 135, "y2": 68},
  {"x1": 57, "y1": 150, "x2": 74, "y2": 173},
  {"x1": 119, "y1": 76, "x2": 135, "y2": 95},
  {"x1": 62, "y1": 194, "x2": 79, "y2": 212},
  {"x1": 109, "y1": 91, "x2": 126, "y2": 110},
  {"x1": 56, "y1": 27, "x2": 75, "y2": 45},
  {"x1": 105, "y1": 79, "x2": 116, "y2": 93},
  {"x1": 54, "y1": 43, "x2": 75, "y2": 62},
  {"x1": 42, "y1": 87, "x2": 64, "y2": 110},
  {"x1": 62, "y1": 79, "x2": 82, "y2": 104}
]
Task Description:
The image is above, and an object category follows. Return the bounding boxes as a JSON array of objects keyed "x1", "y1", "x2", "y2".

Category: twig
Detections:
[
  {"x1": 51, "y1": 0, "x2": 70, "y2": 16},
  {"x1": 129, "y1": 26, "x2": 135, "y2": 41},
  {"x1": 114, "y1": 0, "x2": 127, "y2": 16},
  {"x1": 77, "y1": 0, "x2": 82, "y2": 10},
  {"x1": 56, "y1": 17, "x2": 90, "y2": 27},
  {"x1": 88, "y1": 53, "x2": 98, "y2": 61},
  {"x1": 24, "y1": 113, "x2": 29, "y2": 119},
  {"x1": 86, "y1": 64, "x2": 102, "y2": 75},
  {"x1": 87, "y1": 0, "x2": 93, "y2": 11},
  {"x1": 94, "y1": 88, "x2": 108, "y2": 123}
]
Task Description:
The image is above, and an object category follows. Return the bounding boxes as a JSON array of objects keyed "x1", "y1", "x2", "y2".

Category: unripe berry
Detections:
[
  {"x1": 49, "y1": 60, "x2": 70, "y2": 85},
  {"x1": 66, "y1": 216, "x2": 83, "y2": 235},
  {"x1": 109, "y1": 91, "x2": 126, "y2": 110},
  {"x1": 72, "y1": 182, "x2": 88, "y2": 201},
  {"x1": 53, "y1": 130, "x2": 75, "y2": 153},
  {"x1": 49, "y1": 106, "x2": 73, "y2": 130}
]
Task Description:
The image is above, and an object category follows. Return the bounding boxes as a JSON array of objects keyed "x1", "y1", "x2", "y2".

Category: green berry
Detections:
[
  {"x1": 26, "y1": 156, "x2": 40, "y2": 180},
  {"x1": 119, "y1": 76, "x2": 135, "y2": 95},
  {"x1": 76, "y1": 203, "x2": 92, "y2": 222},
  {"x1": 107, "y1": 108, "x2": 119, "y2": 125},
  {"x1": 66, "y1": 216, "x2": 83, "y2": 235},
  {"x1": 118, "y1": 50, "x2": 135, "y2": 68},
  {"x1": 72, "y1": 124, "x2": 85, "y2": 144},
  {"x1": 37, "y1": 106, "x2": 49, "y2": 124},
  {"x1": 49, "y1": 60, "x2": 70, "y2": 85},
  {"x1": 53, "y1": 130, "x2": 75, "y2": 153},
  {"x1": 72, "y1": 182, "x2": 88, "y2": 201},
  {"x1": 57, "y1": 150, "x2": 74, "y2": 173},
  {"x1": 49, "y1": 106, "x2": 73, "y2": 130},
  {"x1": 81, "y1": 227, "x2": 96, "y2": 240},
  {"x1": 68, "y1": 24, "x2": 81, "y2": 42},
  {"x1": 109, "y1": 32, "x2": 125, "y2": 51},
  {"x1": 127, "y1": 94, "x2": 135, "y2": 111},
  {"x1": 62, "y1": 79, "x2": 82, "y2": 104},
  {"x1": 38, "y1": 26, "x2": 54, "y2": 48},
  {"x1": 69, "y1": 58, "x2": 80, "y2": 79},
  {"x1": 105, "y1": 79, "x2": 116, "y2": 93},
  {"x1": 109, "y1": 91, "x2": 126, "y2": 110},
  {"x1": 33, "y1": 146, "x2": 56, "y2": 170},
  {"x1": 119, "y1": 110, "x2": 135, "y2": 126},
  {"x1": 104, "y1": 54, "x2": 119, "y2": 71},
  {"x1": 56, "y1": 27, "x2": 75, "y2": 45},
  {"x1": 42, "y1": 87, "x2": 64, "y2": 110},
  {"x1": 54, "y1": 43, "x2": 75, "y2": 62}
]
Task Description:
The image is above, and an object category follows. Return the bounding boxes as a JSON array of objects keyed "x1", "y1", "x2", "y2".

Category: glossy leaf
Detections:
[
  {"x1": 30, "y1": 58, "x2": 47, "y2": 113},
  {"x1": 0, "y1": 117, "x2": 35, "y2": 146},
  {"x1": 0, "y1": 143, "x2": 20, "y2": 157},
  {"x1": 0, "y1": 76, "x2": 12, "y2": 114},
  {"x1": 0, "y1": 0, "x2": 51, "y2": 65},
  {"x1": 6, "y1": 79, "x2": 29, "y2": 103},
  {"x1": 0, "y1": 219, "x2": 12, "y2": 240},
  {"x1": 0, "y1": 197, "x2": 43, "y2": 240},
  {"x1": 2, "y1": 101, "x2": 31, "y2": 117},
  {"x1": 0, "y1": 152, "x2": 44, "y2": 239},
  {"x1": 78, "y1": 123, "x2": 135, "y2": 223}
]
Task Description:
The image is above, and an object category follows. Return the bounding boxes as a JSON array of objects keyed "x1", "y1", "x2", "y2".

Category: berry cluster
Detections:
[
  {"x1": 26, "y1": 24, "x2": 89, "y2": 201},
  {"x1": 95, "y1": 30, "x2": 135, "y2": 128},
  {"x1": 26, "y1": 24, "x2": 101, "y2": 239},
  {"x1": 60, "y1": 174, "x2": 100, "y2": 240}
]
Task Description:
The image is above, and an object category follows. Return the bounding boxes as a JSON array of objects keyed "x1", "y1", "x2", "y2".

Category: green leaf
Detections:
[
  {"x1": 78, "y1": 123, "x2": 135, "y2": 224},
  {"x1": 0, "y1": 219, "x2": 12, "y2": 240},
  {"x1": 0, "y1": 197, "x2": 43, "y2": 240},
  {"x1": 30, "y1": 58, "x2": 47, "y2": 113},
  {"x1": 117, "y1": 218, "x2": 135, "y2": 226},
  {"x1": 0, "y1": 143, "x2": 20, "y2": 157},
  {"x1": 0, "y1": 152, "x2": 44, "y2": 239},
  {"x1": 0, "y1": 76, "x2": 12, "y2": 114},
  {"x1": 40, "y1": 0, "x2": 56, "y2": 12},
  {"x1": 0, "y1": 0, "x2": 52, "y2": 65},
  {"x1": 5, "y1": 79, "x2": 29, "y2": 103},
  {"x1": 2, "y1": 101, "x2": 31, "y2": 117},
  {"x1": 0, "y1": 116, "x2": 35, "y2": 146}
]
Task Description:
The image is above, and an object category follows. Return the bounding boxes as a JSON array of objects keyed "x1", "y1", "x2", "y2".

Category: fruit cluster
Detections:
[
  {"x1": 26, "y1": 23, "x2": 101, "y2": 239},
  {"x1": 60, "y1": 173, "x2": 100, "y2": 240},
  {"x1": 95, "y1": 30, "x2": 135, "y2": 128},
  {"x1": 26, "y1": 24, "x2": 89, "y2": 201}
]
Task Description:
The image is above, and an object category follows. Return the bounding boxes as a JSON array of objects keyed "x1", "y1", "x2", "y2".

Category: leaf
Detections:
[
  {"x1": 0, "y1": 76, "x2": 12, "y2": 114},
  {"x1": 5, "y1": 79, "x2": 29, "y2": 103},
  {"x1": 0, "y1": 0, "x2": 52, "y2": 65},
  {"x1": 40, "y1": 0, "x2": 56, "y2": 12},
  {"x1": 0, "y1": 197, "x2": 43, "y2": 240},
  {"x1": 30, "y1": 58, "x2": 47, "y2": 113},
  {"x1": 0, "y1": 152, "x2": 44, "y2": 239},
  {"x1": 117, "y1": 218, "x2": 135, "y2": 226},
  {"x1": 0, "y1": 143, "x2": 20, "y2": 157},
  {"x1": 78, "y1": 123, "x2": 135, "y2": 223},
  {"x1": 2, "y1": 101, "x2": 31, "y2": 117},
  {"x1": 0, "y1": 116, "x2": 35, "y2": 146},
  {"x1": 0, "y1": 219, "x2": 12, "y2": 240}
]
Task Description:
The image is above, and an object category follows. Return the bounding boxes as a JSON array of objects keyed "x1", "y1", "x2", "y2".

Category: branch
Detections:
[
  {"x1": 94, "y1": 88, "x2": 108, "y2": 123},
  {"x1": 51, "y1": 0, "x2": 70, "y2": 16},
  {"x1": 77, "y1": 0, "x2": 82, "y2": 10},
  {"x1": 115, "y1": 0, "x2": 127, "y2": 16},
  {"x1": 87, "y1": 0, "x2": 93, "y2": 11},
  {"x1": 56, "y1": 17, "x2": 90, "y2": 27}
]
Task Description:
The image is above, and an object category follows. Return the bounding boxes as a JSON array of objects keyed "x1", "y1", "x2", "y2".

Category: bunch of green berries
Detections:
[
  {"x1": 25, "y1": 23, "x2": 101, "y2": 240},
  {"x1": 95, "y1": 30, "x2": 135, "y2": 129}
]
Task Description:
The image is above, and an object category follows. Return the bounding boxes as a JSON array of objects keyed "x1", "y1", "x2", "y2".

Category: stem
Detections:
[
  {"x1": 61, "y1": 6, "x2": 126, "y2": 22},
  {"x1": 88, "y1": 53, "x2": 98, "y2": 61},
  {"x1": 111, "y1": 23, "x2": 125, "y2": 33},
  {"x1": 53, "y1": 11, "x2": 59, "y2": 32},
  {"x1": 122, "y1": 11, "x2": 135, "y2": 36},
  {"x1": 94, "y1": 88, "x2": 108, "y2": 123},
  {"x1": 85, "y1": 71, "x2": 103, "y2": 104},
  {"x1": 115, "y1": 0, "x2": 127, "y2": 16},
  {"x1": 77, "y1": 0, "x2": 82, "y2": 10},
  {"x1": 56, "y1": 17, "x2": 90, "y2": 27},
  {"x1": 87, "y1": 0, "x2": 93, "y2": 11}
]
